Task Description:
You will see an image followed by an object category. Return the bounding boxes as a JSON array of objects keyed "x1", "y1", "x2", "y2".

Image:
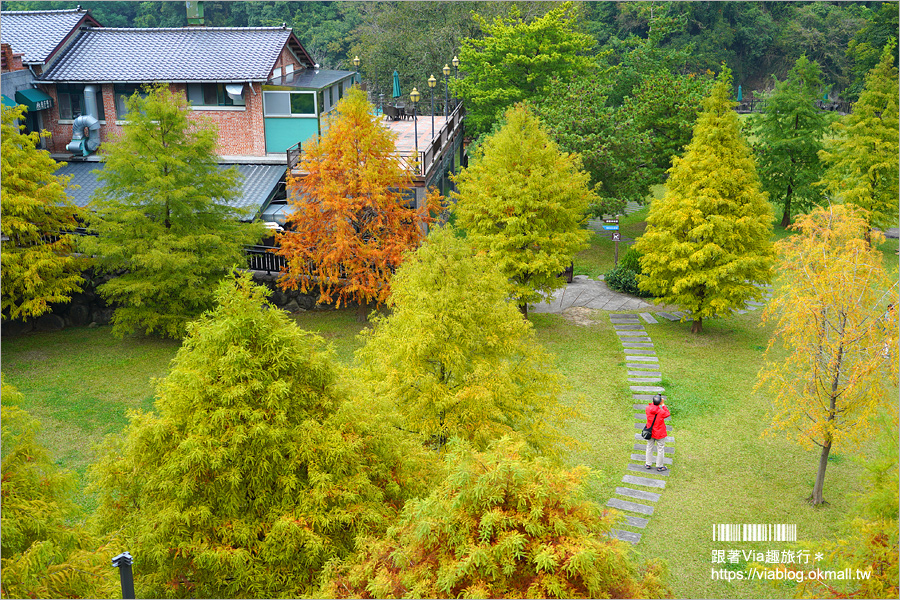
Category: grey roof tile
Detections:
[
  {"x1": 56, "y1": 161, "x2": 285, "y2": 217},
  {"x1": 41, "y1": 27, "x2": 294, "y2": 82},
  {"x1": 0, "y1": 9, "x2": 91, "y2": 64}
]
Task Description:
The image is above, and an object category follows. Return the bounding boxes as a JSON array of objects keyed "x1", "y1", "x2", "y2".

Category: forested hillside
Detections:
[{"x1": 3, "y1": 1, "x2": 897, "y2": 101}]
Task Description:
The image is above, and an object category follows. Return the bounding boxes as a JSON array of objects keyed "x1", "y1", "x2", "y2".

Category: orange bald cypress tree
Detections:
[{"x1": 276, "y1": 88, "x2": 441, "y2": 320}]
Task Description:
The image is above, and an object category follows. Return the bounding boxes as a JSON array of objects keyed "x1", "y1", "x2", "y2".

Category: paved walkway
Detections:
[
  {"x1": 604, "y1": 314, "x2": 673, "y2": 545},
  {"x1": 530, "y1": 276, "x2": 654, "y2": 314}
]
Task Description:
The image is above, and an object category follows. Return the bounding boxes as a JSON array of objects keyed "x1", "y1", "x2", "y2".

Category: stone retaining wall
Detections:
[{"x1": 1, "y1": 270, "x2": 322, "y2": 337}]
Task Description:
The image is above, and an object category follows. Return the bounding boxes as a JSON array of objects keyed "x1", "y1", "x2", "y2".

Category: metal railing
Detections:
[{"x1": 286, "y1": 141, "x2": 302, "y2": 171}]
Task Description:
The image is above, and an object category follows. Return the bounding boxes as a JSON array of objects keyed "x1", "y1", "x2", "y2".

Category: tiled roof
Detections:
[
  {"x1": 0, "y1": 9, "x2": 92, "y2": 64},
  {"x1": 41, "y1": 27, "x2": 299, "y2": 82},
  {"x1": 56, "y1": 161, "x2": 286, "y2": 217}
]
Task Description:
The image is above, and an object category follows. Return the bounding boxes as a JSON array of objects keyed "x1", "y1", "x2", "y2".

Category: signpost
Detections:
[{"x1": 604, "y1": 218, "x2": 620, "y2": 266}]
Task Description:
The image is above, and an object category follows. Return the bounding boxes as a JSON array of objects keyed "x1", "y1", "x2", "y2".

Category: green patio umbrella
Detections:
[
  {"x1": 392, "y1": 70, "x2": 401, "y2": 99},
  {"x1": 737, "y1": 85, "x2": 742, "y2": 102}
]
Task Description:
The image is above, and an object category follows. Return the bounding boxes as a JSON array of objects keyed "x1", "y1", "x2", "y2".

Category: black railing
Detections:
[
  {"x1": 286, "y1": 141, "x2": 301, "y2": 171},
  {"x1": 244, "y1": 244, "x2": 287, "y2": 275}
]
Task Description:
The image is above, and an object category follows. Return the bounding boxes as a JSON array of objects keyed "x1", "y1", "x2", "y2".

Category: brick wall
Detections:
[{"x1": 39, "y1": 81, "x2": 269, "y2": 157}]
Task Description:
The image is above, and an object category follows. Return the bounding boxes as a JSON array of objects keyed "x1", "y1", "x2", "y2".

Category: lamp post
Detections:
[
  {"x1": 428, "y1": 75, "x2": 436, "y2": 137},
  {"x1": 451, "y1": 55, "x2": 459, "y2": 109},
  {"x1": 352, "y1": 55, "x2": 360, "y2": 86},
  {"x1": 443, "y1": 63, "x2": 450, "y2": 118},
  {"x1": 410, "y1": 87, "x2": 420, "y2": 172}
]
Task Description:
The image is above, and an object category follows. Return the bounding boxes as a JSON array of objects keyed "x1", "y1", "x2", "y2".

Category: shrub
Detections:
[{"x1": 605, "y1": 247, "x2": 651, "y2": 297}]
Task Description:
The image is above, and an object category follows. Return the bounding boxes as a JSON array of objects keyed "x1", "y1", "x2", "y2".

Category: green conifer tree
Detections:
[
  {"x1": 1, "y1": 105, "x2": 85, "y2": 321},
  {"x1": 635, "y1": 67, "x2": 775, "y2": 333},
  {"x1": 90, "y1": 273, "x2": 418, "y2": 598},
  {"x1": 355, "y1": 227, "x2": 570, "y2": 454},
  {"x1": 321, "y1": 438, "x2": 672, "y2": 599},
  {"x1": 751, "y1": 55, "x2": 829, "y2": 227},
  {"x1": 819, "y1": 40, "x2": 899, "y2": 241},
  {"x1": 453, "y1": 104, "x2": 593, "y2": 318},
  {"x1": 80, "y1": 84, "x2": 264, "y2": 338}
]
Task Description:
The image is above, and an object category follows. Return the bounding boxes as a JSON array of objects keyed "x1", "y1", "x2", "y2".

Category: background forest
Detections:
[{"x1": 3, "y1": 0, "x2": 898, "y2": 102}]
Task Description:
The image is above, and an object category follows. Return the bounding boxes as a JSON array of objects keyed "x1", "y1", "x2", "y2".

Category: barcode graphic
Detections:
[{"x1": 712, "y1": 524, "x2": 797, "y2": 542}]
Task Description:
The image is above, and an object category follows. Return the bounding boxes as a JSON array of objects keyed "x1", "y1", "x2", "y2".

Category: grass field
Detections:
[{"x1": 2, "y1": 202, "x2": 896, "y2": 597}]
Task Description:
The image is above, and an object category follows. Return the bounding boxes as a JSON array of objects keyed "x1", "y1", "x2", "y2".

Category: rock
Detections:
[
  {"x1": 2, "y1": 318, "x2": 33, "y2": 336},
  {"x1": 35, "y1": 313, "x2": 66, "y2": 332},
  {"x1": 67, "y1": 303, "x2": 91, "y2": 327},
  {"x1": 296, "y1": 294, "x2": 316, "y2": 310},
  {"x1": 91, "y1": 308, "x2": 115, "y2": 326},
  {"x1": 269, "y1": 288, "x2": 288, "y2": 306},
  {"x1": 283, "y1": 299, "x2": 302, "y2": 314}
]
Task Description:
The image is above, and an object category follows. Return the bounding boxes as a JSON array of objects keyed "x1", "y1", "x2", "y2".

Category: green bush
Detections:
[{"x1": 604, "y1": 247, "x2": 651, "y2": 297}]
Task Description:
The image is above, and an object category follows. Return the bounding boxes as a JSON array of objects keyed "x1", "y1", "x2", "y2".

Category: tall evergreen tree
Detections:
[
  {"x1": 1, "y1": 105, "x2": 85, "y2": 321},
  {"x1": 819, "y1": 40, "x2": 899, "y2": 242},
  {"x1": 81, "y1": 84, "x2": 263, "y2": 338},
  {"x1": 635, "y1": 67, "x2": 774, "y2": 334},
  {"x1": 355, "y1": 227, "x2": 570, "y2": 454},
  {"x1": 752, "y1": 55, "x2": 830, "y2": 227},
  {"x1": 453, "y1": 104, "x2": 593, "y2": 318},
  {"x1": 90, "y1": 273, "x2": 421, "y2": 598}
]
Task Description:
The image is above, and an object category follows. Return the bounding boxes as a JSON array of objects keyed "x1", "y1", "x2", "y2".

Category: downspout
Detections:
[{"x1": 66, "y1": 84, "x2": 101, "y2": 156}]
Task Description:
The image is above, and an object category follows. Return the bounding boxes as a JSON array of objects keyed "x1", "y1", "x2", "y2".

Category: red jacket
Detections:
[{"x1": 645, "y1": 403, "x2": 670, "y2": 439}]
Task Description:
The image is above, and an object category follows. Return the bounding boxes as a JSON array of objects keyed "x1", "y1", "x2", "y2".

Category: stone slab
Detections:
[
  {"x1": 607, "y1": 497, "x2": 654, "y2": 516},
  {"x1": 622, "y1": 474, "x2": 667, "y2": 489},
  {"x1": 633, "y1": 422, "x2": 673, "y2": 431},
  {"x1": 672, "y1": 311, "x2": 687, "y2": 318},
  {"x1": 656, "y1": 312, "x2": 680, "y2": 321},
  {"x1": 610, "y1": 319, "x2": 641, "y2": 325},
  {"x1": 609, "y1": 529, "x2": 641, "y2": 544},
  {"x1": 630, "y1": 386, "x2": 665, "y2": 393},
  {"x1": 735, "y1": 309, "x2": 748, "y2": 315},
  {"x1": 615, "y1": 486, "x2": 662, "y2": 502},
  {"x1": 634, "y1": 443, "x2": 674, "y2": 454},
  {"x1": 622, "y1": 348, "x2": 656, "y2": 355},
  {"x1": 616, "y1": 330, "x2": 650, "y2": 336},
  {"x1": 620, "y1": 338, "x2": 652, "y2": 344},
  {"x1": 624, "y1": 355, "x2": 659, "y2": 362},
  {"x1": 632, "y1": 394, "x2": 667, "y2": 402},
  {"x1": 625, "y1": 515, "x2": 650, "y2": 528},
  {"x1": 630, "y1": 453, "x2": 673, "y2": 465},
  {"x1": 627, "y1": 463, "x2": 670, "y2": 476},
  {"x1": 613, "y1": 324, "x2": 645, "y2": 330},
  {"x1": 627, "y1": 366, "x2": 662, "y2": 373},
  {"x1": 621, "y1": 342, "x2": 654, "y2": 348},
  {"x1": 628, "y1": 377, "x2": 663, "y2": 383},
  {"x1": 639, "y1": 312, "x2": 658, "y2": 324},
  {"x1": 746, "y1": 301, "x2": 765, "y2": 306},
  {"x1": 634, "y1": 433, "x2": 673, "y2": 442}
]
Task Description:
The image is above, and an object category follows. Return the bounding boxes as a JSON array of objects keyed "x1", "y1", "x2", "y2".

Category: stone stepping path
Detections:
[
  {"x1": 654, "y1": 284, "x2": 775, "y2": 325},
  {"x1": 605, "y1": 314, "x2": 676, "y2": 546}
]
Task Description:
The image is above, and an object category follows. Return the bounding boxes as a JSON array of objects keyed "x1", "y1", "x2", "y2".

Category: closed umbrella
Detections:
[
  {"x1": 392, "y1": 70, "x2": 401, "y2": 99},
  {"x1": 737, "y1": 85, "x2": 742, "y2": 102}
]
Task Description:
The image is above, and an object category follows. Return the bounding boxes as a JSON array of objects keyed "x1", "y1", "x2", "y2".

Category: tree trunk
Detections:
[
  {"x1": 812, "y1": 437, "x2": 832, "y2": 505},
  {"x1": 691, "y1": 317, "x2": 703, "y2": 334},
  {"x1": 780, "y1": 184, "x2": 793, "y2": 228},
  {"x1": 356, "y1": 300, "x2": 370, "y2": 323},
  {"x1": 519, "y1": 303, "x2": 528, "y2": 319}
]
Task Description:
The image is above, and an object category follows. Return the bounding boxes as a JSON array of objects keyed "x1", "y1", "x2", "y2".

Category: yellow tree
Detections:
[
  {"x1": 756, "y1": 205, "x2": 898, "y2": 506},
  {"x1": 276, "y1": 87, "x2": 441, "y2": 321}
]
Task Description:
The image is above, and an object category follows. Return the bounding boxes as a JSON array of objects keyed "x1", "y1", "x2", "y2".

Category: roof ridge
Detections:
[
  {"x1": 82, "y1": 26, "x2": 291, "y2": 32},
  {"x1": 1, "y1": 9, "x2": 86, "y2": 14}
]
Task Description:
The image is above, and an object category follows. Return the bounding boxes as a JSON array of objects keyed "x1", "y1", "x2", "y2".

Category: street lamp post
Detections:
[
  {"x1": 428, "y1": 75, "x2": 436, "y2": 138},
  {"x1": 451, "y1": 55, "x2": 459, "y2": 109},
  {"x1": 442, "y1": 63, "x2": 450, "y2": 118},
  {"x1": 352, "y1": 55, "x2": 360, "y2": 86},
  {"x1": 410, "y1": 87, "x2": 420, "y2": 172}
]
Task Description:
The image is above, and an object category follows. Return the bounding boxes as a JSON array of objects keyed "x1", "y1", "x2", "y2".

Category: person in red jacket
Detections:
[{"x1": 645, "y1": 394, "x2": 670, "y2": 472}]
